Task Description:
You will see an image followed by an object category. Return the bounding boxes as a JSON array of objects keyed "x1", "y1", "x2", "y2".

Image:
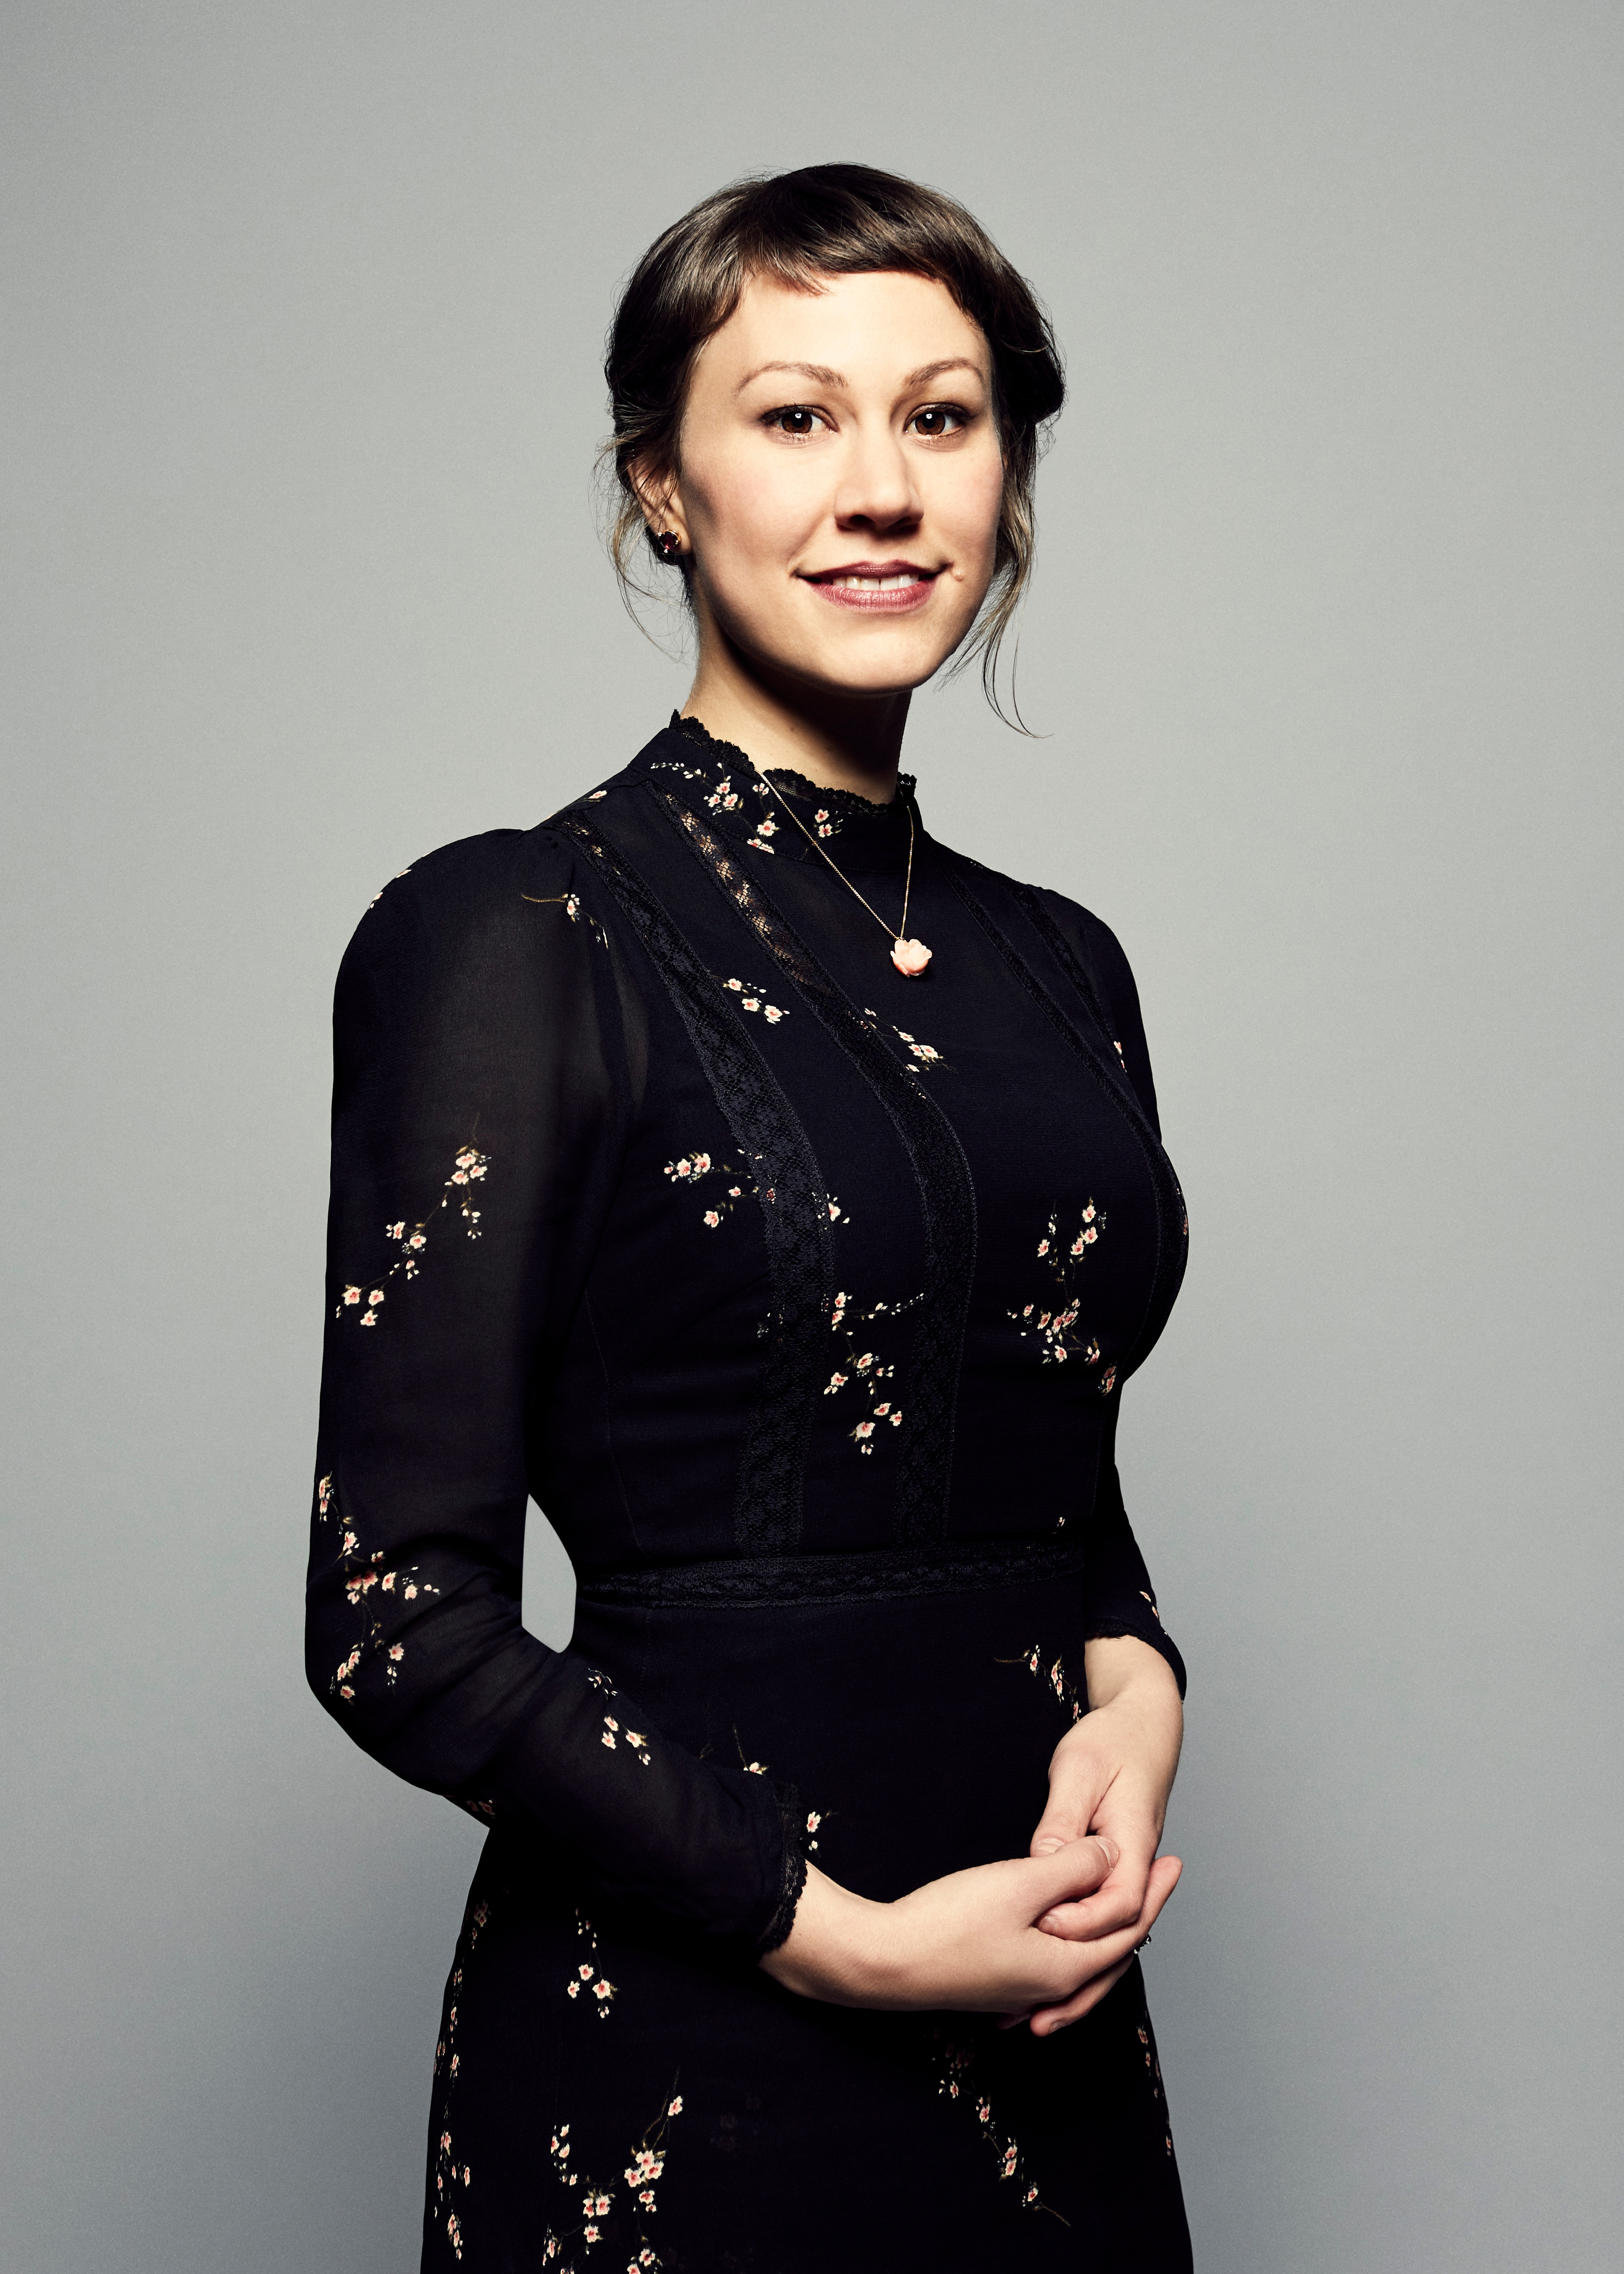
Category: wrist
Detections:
[{"x1": 759, "y1": 1864, "x2": 895, "y2": 2004}]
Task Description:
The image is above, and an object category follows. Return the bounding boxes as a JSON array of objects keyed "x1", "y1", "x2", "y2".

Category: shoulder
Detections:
[
  {"x1": 935, "y1": 844, "x2": 1143, "y2": 1019},
  {"x1": 935, "y1": 844, "x2": 1161, "y2": 1128},
  {"x1": 334, "y1": 813, "x2": 628, "y2": 1030}
]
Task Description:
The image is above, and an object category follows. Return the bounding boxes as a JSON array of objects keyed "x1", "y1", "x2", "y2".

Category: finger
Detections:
[
  {"x1": 1037, "y1": 1855, "x2": 1174, "y2": 1983},
  {"x1": 1029, "y1": 1764, "x2": 1110, "y2": 1858},
  {"x1": 1023, "y1": 1835, "x2": 1118, "y2": 1911},
  {"x1": 1027, "y1": 1954, "x2": 1134, "y2": 2035},
  {"x1": 1035, "y1": 1851, "x2": 1165, "y2": 1941}
]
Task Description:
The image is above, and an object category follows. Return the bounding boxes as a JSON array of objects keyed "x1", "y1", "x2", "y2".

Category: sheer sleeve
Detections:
[
  {"x1": 305, "y1": 831, "x2": 804, "y2": 1950},
  {"x1": 1036, "y1": 891, "x2": 1188, "y2": 1698}
]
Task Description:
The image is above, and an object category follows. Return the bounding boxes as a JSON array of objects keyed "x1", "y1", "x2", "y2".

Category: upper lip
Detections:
[{"x1": 801, "y1": 559, "x2": 940, "y2": 581}]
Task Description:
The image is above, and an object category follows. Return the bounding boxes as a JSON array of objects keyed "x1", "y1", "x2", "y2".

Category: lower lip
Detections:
[{"x1": 806, "y1": 576, "x2": 940, "y2": 616}]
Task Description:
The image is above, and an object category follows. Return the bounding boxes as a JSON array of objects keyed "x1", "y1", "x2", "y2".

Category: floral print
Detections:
[
  {"x1": 1138, "y1": 2022, "x2": 1175, "y2": 2158},
  {"x1": 598, "y1": 1712, "x2": 652, "y2": 1768},
  {"x1": 823, "y1": 1286, "x2": 923, "y2": 1453},
  {"x1": 934, "y1": 2037, "x2": 1058, "y2": 2221},
  {"x1": 1008, "y1": 1205, "x2": 1110, "y2": 1374},
  {"x1": 587, "y1": 1669, "x2": 652, "y2": 1767},
  {"x1": 313, "y1": 1473, "x2": 439, "y2": 1701},
  {"x1": 1003, "y1": 1642, "x2": 1086, "y2": 1726},
  {"x1": 566, "y1": 1910, "x2": 618, "y2": 2018},
  {"x1": 858, "y1": 1005, "x2": 951, "y2": 1077},
  {"x1": 542, "y1": 2086, "x2": 685, "y2": 2270},
  {"x1": 717, "y1": 975, "x2": 789, "y2": 1024},
  {"x1": 430, "y1": 1895, "x2": 492, "y2": 2261},
  {"x1": 367, "y1": 865, "x2": 413, "y2": 911},
  {"x1": 335, "y1": 1143, "x2": 491, "y2": 1325},
  {"x1": 892, "y1": 1027, "x2": 946, "y2": 1074},
  {"x1": 522, "y1": 889, "x2": 609, "y2": 945},
  {"x1": 661, "y1": 1148, "x2": 756, "y2": 1229}
]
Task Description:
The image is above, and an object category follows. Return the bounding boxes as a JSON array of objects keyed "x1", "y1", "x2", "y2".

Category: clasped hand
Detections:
[{"x1": 760, "y1": 1636, "x2": 1183, "y2": 2037}]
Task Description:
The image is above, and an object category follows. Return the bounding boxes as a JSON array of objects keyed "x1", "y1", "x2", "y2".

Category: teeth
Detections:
[{"x1": 829, "y1": 573, "x2": 923, "y2": 590}]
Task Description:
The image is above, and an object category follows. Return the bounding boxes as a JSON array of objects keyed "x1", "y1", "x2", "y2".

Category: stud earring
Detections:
[{"x1": 654, "y1": 530, "x2": 684, "y2": 562}]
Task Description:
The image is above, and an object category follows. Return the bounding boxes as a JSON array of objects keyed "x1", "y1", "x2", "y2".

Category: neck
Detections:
[{"x1": 681, "y1": 623, "x2": 907, "y2": 804}]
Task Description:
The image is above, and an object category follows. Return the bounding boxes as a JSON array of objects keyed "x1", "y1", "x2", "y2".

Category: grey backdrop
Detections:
[{"x1": 4, "y1": 5, "x2": 1619, "y2": 2269}]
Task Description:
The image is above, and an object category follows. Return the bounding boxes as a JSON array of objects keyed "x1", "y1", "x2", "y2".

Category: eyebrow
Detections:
[{"x1": 733, "y1": 356, "x2": 985, "y2": 396}]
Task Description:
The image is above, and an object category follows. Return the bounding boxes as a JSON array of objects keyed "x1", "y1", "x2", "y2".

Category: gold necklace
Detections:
[{"x1": 754, "y1": 769, "x2": 933, "y2": 977}]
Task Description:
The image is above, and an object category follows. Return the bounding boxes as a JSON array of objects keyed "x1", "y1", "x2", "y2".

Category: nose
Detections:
[{"x1": 832, "y1": 421, "x2": 922, "y2": 536}]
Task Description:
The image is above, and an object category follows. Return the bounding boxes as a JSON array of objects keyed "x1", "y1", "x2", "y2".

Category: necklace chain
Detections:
[{"x1": 753, "y1": 768, "x2": 917, "y2": 944}]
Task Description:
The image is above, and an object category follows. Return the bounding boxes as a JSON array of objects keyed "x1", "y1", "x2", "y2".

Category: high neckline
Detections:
[{"x1": 632, "y1": 713, "x2": 919, "y2": 875}]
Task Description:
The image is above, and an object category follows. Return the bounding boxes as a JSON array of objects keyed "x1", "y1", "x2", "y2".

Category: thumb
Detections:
[
  {"x1": 1030, "y1": 1751, "x2": 1108, "y2": 1857},
  {"x1": 1024, "y1": 1835, "x2": 1118, "y2": 1915}
]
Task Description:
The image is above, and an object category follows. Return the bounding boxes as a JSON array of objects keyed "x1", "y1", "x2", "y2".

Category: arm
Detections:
[{"x1": 306, "y1": 833, "x2": 801, "y2": 1949}]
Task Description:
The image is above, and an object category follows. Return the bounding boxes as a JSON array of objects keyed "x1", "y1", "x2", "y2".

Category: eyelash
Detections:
[{"x1": 762, "y1": 403, "x2": 972, "y2": 440}]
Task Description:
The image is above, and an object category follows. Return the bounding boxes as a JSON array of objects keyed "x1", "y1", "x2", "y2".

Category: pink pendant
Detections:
[{"x1": 891, "y1": 937, "x2": 933, "y2": 977}]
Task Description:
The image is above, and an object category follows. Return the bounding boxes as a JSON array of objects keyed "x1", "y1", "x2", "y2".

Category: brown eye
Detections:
[
  {"x1": 909, "y1": 405, "x2": 964, "y2": 438},
  {"x1": 770, "y1": 407, "x2": 821, "y2": 436}
]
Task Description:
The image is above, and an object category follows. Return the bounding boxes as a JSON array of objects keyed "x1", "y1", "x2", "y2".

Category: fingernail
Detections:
[
  {"x1": 1034, "y1": 1837, "x2": 1064, "y2": 1854},
  {"x1": 1097, "y1": 1835, "x2": 1120, "y2": 1868}
]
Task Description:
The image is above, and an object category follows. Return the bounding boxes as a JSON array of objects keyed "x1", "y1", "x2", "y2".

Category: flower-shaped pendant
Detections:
[{"x1": 891, "y1": 938, "x2": 932, "y2": 977}]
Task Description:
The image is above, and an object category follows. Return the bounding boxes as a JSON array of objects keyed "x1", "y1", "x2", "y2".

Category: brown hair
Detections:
[{"x1": 603, "y1": 163, "x2": 1066, "y2": 723}]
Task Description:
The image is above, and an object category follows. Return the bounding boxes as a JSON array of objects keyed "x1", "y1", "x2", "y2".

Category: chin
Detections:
[{"x1": 797, "y1": 624, "x2": 971, "y2": 699}]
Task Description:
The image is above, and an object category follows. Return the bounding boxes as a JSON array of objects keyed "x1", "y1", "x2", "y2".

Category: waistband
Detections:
[{"x1": 574, "y1": 1531, "x2": 1085, "y2": 1612}]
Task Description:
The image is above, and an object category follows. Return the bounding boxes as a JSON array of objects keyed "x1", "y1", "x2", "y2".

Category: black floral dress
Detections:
[{"x1": 308, "y1": 717, "x2": 1193, "y2": 2271}]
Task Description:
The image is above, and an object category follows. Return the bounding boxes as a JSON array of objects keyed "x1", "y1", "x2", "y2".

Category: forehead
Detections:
[{"x1": 696, "y1": 269, "x2": 988, "y2": 390}]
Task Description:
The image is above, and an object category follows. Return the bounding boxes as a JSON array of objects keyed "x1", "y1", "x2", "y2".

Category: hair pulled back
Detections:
[{"x1": 603, "y1": 163, "x2": 1065, "y2": 722}]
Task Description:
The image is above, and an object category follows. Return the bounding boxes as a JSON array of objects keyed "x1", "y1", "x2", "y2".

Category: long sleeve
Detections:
[
  {"x1": 305, "y1": 831, "x2": 803, "y2": 1949},
  {"x1": 1037, "y1": 889, "x2": 1189, "y2": 1697}
]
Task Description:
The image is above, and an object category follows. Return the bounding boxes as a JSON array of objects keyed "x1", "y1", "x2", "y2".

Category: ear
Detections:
[{"x1": 628, "y1": 457, "x2": 691, "y2": 556}]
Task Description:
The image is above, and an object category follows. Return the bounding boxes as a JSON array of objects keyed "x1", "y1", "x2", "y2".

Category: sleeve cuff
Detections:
[
  {"x1": 1082, "y1": 1613, "x2": 1188, "y2": 1700},
  {"x1": 752, "y1": 1782, "x2": 811, "y2": 1955}
]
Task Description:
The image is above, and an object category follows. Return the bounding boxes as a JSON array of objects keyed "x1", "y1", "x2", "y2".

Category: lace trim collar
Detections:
[{"x1": 636, "y1": 714, "x2": 917, "y2": 868}]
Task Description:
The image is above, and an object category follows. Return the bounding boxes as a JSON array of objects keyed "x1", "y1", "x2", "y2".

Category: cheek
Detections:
[
  {"x1": 940, "y1": 449, "x2": 1007, "y2": 565},
  {"x1": 692, "y1": 454, "x2": 817, "y2": 579}
]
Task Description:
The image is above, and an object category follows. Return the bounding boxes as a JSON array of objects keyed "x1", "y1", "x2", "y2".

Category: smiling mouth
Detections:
[{"x1": 803, "y1": 561, "x2": 942, "y2": 613}]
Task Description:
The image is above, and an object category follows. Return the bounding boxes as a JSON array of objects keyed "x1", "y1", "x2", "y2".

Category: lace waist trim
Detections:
[{"x1": 575, "y1": 1533, "x2": 1085, "y2": 1611}]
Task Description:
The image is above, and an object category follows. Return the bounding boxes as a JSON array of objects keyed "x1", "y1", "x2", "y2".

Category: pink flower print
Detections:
[
  {"x1": 1101, "y1": 1364, "x2": 1117, "y2": 1394},
  {"x1": 359, "y1": 1309, "x2": 377, "y2": 1326},
  {"x1": 593, "y1": 1979, "x2": 615, "y2": 2005},
  {"x1": 815, "y1": 807, "x2": 833, "y2": 837},
  {"x1": 667, "y1": 2097, "x2": 683, "y2": 2115},
  {"x1": 1036, "y1": 1237, "x2": 1050, "y2": 1257},
  {"x1": 388, "y1": 1642, "x2": 404, "y2": 1662},
  {"x1": 755, "y1": 815, "x2": 777, "y2": 836},
  {"x1": 824, "y1": 1370, "x2": 849, "y2": 1394},
  {"x1": 317, "y1": 1474, "x2": 333, "y2": 1517},
  {"x1": 852, "y1": 1419, "x2": 875, "y2": 1446},
  {"x1": 742, "y1": 1759, "x2": 767, "y2": 1775},
  {"x1": 826, "y1": 1197, "x2": 843, "y2": 1221},
  {"x1": 703, "y1": 1209, "x2": 720, "y2": 1227}
]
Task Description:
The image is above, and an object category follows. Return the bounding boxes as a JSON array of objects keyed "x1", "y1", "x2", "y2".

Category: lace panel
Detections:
[
  {"x1": 655, "y1": 791, "x2": 978, "y2": 1546},
  {"x1": 945, "y1": 861, "x2": 1189, "y2": 1381},
  {"x1": 576, "y1": 1533, "x2": 1087, "y2": 1611},
  {"x1": 553, "y1": 809, "x2": 833, "y2": 1556}
]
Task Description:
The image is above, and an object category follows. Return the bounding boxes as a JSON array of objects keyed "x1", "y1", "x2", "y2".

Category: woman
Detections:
[{"x1": 308, "y1": 164, "x2": 1192, "y2": 2270}]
